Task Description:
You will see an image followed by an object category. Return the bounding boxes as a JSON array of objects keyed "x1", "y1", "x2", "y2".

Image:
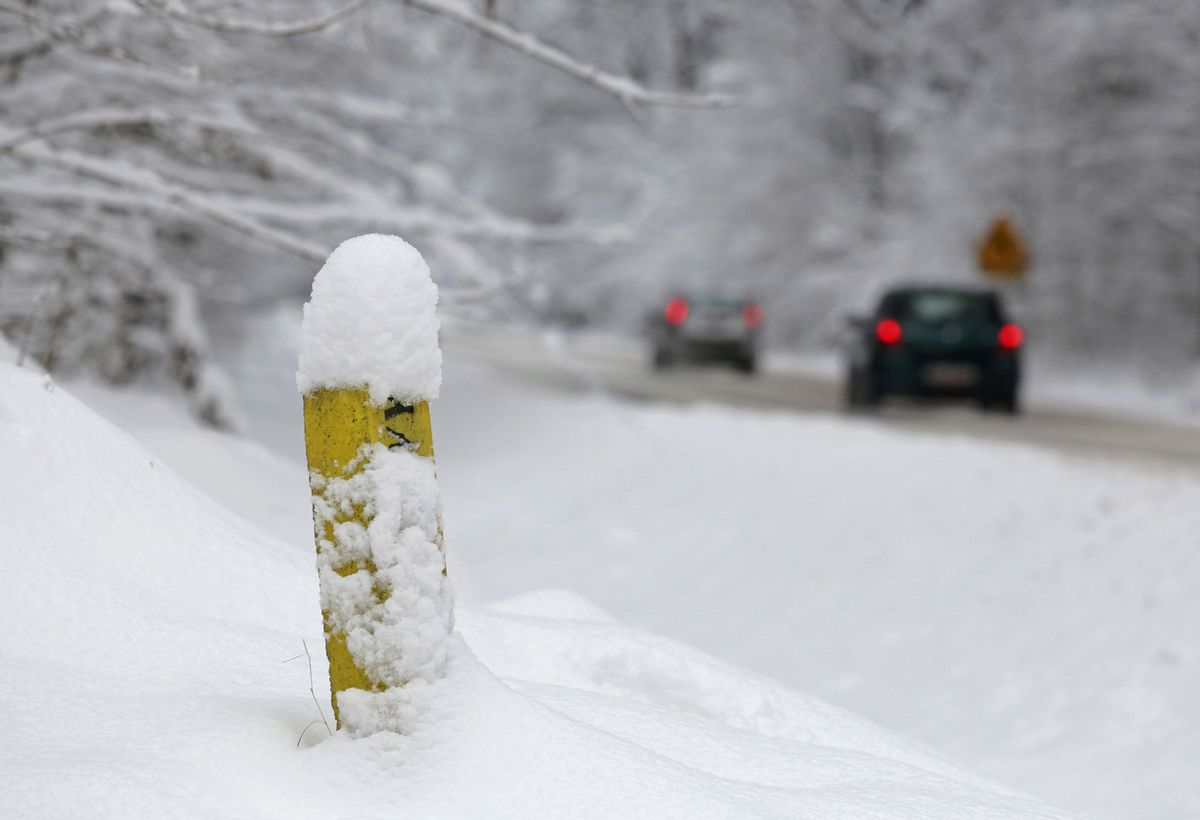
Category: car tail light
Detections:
[
  {"x1": 664, "y1": 297, "x2": 689, "y2": 326},
  {"x1": 875, "y1": 318, "x2": 902, "y2": 345},
  {"x1": 742, "y1": 302, "x2": 763, "y2": 329},
  {"x1": 998, "y1": 323, "x2": 1023, "y2": 350}
]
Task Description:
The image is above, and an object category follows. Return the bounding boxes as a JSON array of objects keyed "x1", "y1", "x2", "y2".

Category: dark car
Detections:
[
  {"x1": 845, "y1": 285, "x2": 1022, "y2": 413},
  {"x1": 648, "y1": 292, "x2": 762, "y2": 373}
]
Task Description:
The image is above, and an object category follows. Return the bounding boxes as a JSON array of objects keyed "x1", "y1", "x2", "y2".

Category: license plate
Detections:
[
  {"x1": 692, "y1": 319, "x2": 743, "y2": 339},
  {"x1": 923, "y1": 363, "x2": 978, "y2": 387}
]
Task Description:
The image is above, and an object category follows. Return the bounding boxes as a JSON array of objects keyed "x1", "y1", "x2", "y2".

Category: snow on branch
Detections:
[
  {"x1": 1155, "y1": 203, "x2": 1200, "y2": 248},
  {"x1": 0, "y1": 1, "x2": 106, "y2": 34},
  {"x1": 366, "y1": 210, "x2": 633, "y2": 246},
  {"x1": 0, "y1": 225, "x2": 72, "y2": 251},
  {"x1": 5, "y1": 142, "x2": 328, "y2": 263},
  {"x1": 401, "y1": 0, "x2": 736, "y2": 109},
  {"x1": 0, "y1": 31, "x2": 53, "y2": 64},
  {"x1": 0, "y1": 109, "x2": 253, "y2": 153},
  {"x1": 130, "y1": 0, "x2": 371, "y2": 37},
  {"x1": 0, "y1": 1, "x2": 111, "y2": 62},
  {"x1": 3, "y1": 130, "x2": 628, "y2": 270},
  {"x1": 0, "y1": 1, "x2": 205, "y2": 81},
  {"x1": 782, "y1": 0, "x2": 891, "y2": 56}
]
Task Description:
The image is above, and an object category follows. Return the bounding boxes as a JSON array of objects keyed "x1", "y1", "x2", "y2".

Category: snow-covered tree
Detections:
[
  {"x1": 0, "y1": 0, "x2": 728, "y2": 423},
  {"x1": 887, "y1": 0, "x2": 1200, "y2": 359},
  {"x1": 5, "y1": 0, "x2": 1195, "y2": 405}
]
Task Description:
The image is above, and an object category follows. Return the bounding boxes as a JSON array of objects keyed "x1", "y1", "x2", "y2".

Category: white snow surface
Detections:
[
  {"x1": 240, "y1": 313, "x2": 1200, "y2": 818},
  {"x1": 297, "y1": 234, "x2": 442, "y2": 403},
  {"x1": 0, "y1": 332, "x2": 18, "y2": 364},
  {"x1": 0, "y1": 361, "x2": 1070, "y2": 818},
  {"x1": 431, "y1": 364, "x2": 1200, "y2": 820}
]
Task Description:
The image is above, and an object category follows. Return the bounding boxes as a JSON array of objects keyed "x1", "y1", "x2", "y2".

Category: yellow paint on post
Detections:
[{"x1": 302, "y1": 387, "x2": 439, "y2": 726}]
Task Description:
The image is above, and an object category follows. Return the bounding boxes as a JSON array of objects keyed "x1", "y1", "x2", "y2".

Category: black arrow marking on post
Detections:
[{"x1": 384, "y1": 400, "x2": 416, "y2": 449}]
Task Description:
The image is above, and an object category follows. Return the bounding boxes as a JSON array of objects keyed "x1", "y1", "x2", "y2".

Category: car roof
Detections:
[
  {"x1": 882, "y1": 284, "x2": 999, "y2": 299},
  {"x1": 668, "y1": 289, "x2": 753, "y2": 302}
]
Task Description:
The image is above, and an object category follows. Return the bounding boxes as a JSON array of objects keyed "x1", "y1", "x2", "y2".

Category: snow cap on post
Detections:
[{"x1": 298, "y1": 233, "x2": 441, "y2": 405}]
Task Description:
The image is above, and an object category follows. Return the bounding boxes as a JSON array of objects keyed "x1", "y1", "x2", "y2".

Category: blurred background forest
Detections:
[{"x1": 1, "y1": 0, "x2": 1197, "y2": 424}]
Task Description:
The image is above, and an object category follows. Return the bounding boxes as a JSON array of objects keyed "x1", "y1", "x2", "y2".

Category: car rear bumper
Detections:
[
  {"x1": 873, "y1": 350, "x2": 1019, "y2": 397},
  {"x1": 662, "y1": 337, "x2": 755, "y2": 362}
]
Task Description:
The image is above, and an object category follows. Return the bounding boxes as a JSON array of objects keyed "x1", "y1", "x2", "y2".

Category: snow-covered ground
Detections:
[
  {"x1": 0, "y1": 360, "x2": 1064, "y2": 818},
  {"x1": 244, "y1": 312, "x2": 1199, "y2": 818},
  {"x1": 436, "y1": 362, "x2": 1200, "y2": 820},
  {"x1": 6, "y1": 309, "x2": 1200, "y2": 818}
]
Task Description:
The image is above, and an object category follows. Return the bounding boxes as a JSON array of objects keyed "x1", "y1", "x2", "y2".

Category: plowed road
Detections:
[{"x1": 447, "y1": 331, "x2": 1200, "y2": 473}]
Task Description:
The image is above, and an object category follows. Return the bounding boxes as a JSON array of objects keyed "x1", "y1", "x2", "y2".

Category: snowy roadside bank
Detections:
[
  {"x1": 0, "y1": 360, "x2": 1072, "y2": 817},
  {"x1": 430, "y1": 358, "x2": 1200, "y2": 820},
  {"x1": 67, "y1": 304, "x2": 1200, "y2": 818}
]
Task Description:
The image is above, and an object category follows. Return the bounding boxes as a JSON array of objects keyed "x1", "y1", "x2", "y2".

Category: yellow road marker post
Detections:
[
  {"x1": 298, "y1": 234, "x2": 451, "y2": 733},
  {"x1": 302, "y1": 392, "x2": 441, "y2": 726}
]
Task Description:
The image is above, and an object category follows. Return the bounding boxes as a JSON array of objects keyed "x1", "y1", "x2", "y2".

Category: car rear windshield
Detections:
[
  {"x1": 880, "y1": 291, "x2": 1002, "y2": 324},
  {"x1": 690, "y1": 298, "x2": 746, "y2": 314}
]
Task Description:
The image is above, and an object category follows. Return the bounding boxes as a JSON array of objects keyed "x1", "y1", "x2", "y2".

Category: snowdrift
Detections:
[{"x1": 0, "y1": 362, "x2": 1067, "y2": 818}]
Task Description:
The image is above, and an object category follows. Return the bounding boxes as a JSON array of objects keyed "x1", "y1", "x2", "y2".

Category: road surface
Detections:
[{"x1": 446, "y1": 330, "x2": 1200, "y2": 473}]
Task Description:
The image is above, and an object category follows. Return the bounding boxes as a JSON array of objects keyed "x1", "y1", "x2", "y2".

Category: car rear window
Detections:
[
  {"x1": 881, "y1": 291, "x2": 1001, "y2": 324},
  {"x1": 691, "y1": 298, "x2": 746, "y2": 315}
]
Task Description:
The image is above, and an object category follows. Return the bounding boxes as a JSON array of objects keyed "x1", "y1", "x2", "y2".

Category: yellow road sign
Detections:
[{"x1": 978, "y1": 217, "x2": 1029, "y2": 279}]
